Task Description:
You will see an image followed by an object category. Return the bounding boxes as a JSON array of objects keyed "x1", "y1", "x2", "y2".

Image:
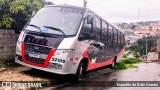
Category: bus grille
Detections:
[
  {"x1": 24, "y1": 43, "x2": 51, "y2": 55},
  {"x1": 23, "y1": 43, "x2": 52, "y2": 65},
  {"x1": 25, "y1": 55, "x2": 45, "y2": 64}
]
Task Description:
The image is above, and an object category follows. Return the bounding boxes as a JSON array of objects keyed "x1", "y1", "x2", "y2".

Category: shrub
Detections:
[
  {"x1": 122, "y1": 58, "x2": 141, "y2": 64},
  {"x1": 113, "y1": 58, "x2": 140, "y2": 70},
  {"x1": 125, "y1": 64, "x2": 138, "y2": 68},
  {"x1": 114, "y1": 61, "x2": 126, "y2": 70}
]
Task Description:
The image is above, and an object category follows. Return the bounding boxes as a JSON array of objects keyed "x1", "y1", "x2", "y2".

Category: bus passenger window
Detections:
[
  {"x1": 93, "y1": 16, "x2": 101, "y2": 41},
  {"x1": 117, "y1": 31, "x2": 121, "y2": 45},
  {"x1": 108, "y1": 25, "x2": 113, "y2": 43},
  {"x1": 122, "y1": 34, "x2": 125, "y2": 46},
  {"x1": 113, "y1": 28, "x2": 118, "y2": 44},
  {"x1": 120, "y1": 32, "x2": 123, "y2": 45},
  {"x1": 101, "y1": 21, "x2": 108, "y2": 43}
]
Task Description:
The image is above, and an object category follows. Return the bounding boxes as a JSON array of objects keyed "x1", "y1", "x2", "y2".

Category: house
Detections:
[
  {"x1": 148, "y1": 46, "x2": 159, "y2": 61},
  {"x1": 134, "y1": 29, "x2": 160, "y2": 38}
]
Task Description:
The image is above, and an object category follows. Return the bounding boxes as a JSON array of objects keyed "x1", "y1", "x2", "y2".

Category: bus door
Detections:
[{"x1": 78, "y1": 11, "x2": 98, "y2": 70}]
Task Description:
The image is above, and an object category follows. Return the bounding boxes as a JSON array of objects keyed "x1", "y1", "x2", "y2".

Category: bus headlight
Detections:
[
  {"x1": 54, "y1": 49, "x2": 74, "y2": 55},
  {"x1": 16, "y1": 30, "x2": 24, "y2": 50},
  {"x1": 16, "y1": 40, "x2": 22, "y2": 49}
]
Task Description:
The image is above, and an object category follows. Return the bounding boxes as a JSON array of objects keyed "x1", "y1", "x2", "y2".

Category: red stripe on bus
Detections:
[
  {"x1": 21, "y1": 43, "x2": 55, "y2": 67},
  {"x1": 87, "y1": 58, "x2": 114, "y2": 71},
  {"x1": 86, "y1": 47, "x2": 125, "y2": 71},
  {"x1": 82, "y1": 48, "x2": 96, "y2": 70},
  {"x1": 82, "y1": 48, "x2": 89, "y2": 58},
  {"x1": 117, "y1": 47, "x2": 125, "y2": 58},
  {"x1": 95, "y1": 58, "x2": 114, "y2": 68}
]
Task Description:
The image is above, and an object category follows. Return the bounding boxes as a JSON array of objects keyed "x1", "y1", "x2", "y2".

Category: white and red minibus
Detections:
[{"x1": 15, "y1": 5, "x2": 125, "y2": 81}]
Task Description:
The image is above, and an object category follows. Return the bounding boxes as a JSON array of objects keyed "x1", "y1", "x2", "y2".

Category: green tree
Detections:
[
  {"x1": 0, "y1": 0, "x2": 54, "y2": 33},
  {"x1": 128, "y1": 36, "x2": 157, "y2": 57}
]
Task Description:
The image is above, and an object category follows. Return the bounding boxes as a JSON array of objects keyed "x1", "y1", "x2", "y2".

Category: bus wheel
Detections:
[
  {"x1": 109, "y1": 58, "x2": 116, "y2": 69},
  {"x1": 72, "y1": 62, "x2": 84, "y2": 82},
  {"x1": 111, "y1": 61, "x2": 115, "y2": 68}
]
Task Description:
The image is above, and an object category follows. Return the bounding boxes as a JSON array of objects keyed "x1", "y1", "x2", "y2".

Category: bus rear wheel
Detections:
[
  {"x1": 111, "y1": 61, "x2": 115, "y2": 68},
  {"x1": 109, "y1": 57, "x2": 116, "y2": 69}
]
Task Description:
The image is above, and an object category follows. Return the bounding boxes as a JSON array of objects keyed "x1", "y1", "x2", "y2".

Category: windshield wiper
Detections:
[
  {"x1": 28, "y1": 24, "x2": 43, "y2": 33},
  {"x1": 43, "y1": 26, "x2": 66, "y2": 37}
]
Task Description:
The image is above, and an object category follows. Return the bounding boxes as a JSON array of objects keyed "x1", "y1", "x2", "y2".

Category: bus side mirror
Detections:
[{"x1": 87, "y1": 15, "x2": 94, "y2": 24}]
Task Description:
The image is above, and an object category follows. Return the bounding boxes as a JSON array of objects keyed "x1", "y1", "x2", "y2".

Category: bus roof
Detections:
[{"x1": 44, "y1": 4, "x2": 87, "y2": 11}]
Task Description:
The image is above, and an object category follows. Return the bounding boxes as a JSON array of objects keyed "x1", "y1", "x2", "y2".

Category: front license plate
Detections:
[{"x1": 29, "y1": 52, "x2": 40, "y2": 58}]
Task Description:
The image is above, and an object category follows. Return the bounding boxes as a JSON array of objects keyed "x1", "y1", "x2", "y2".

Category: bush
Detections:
[
  {"x1": 123, "y1": 54, "x2": 127, "y2": 58},
  {"x1": 122, "y1": 58, "x2": 141, "y2": 64},
  {"x1": 114, "y1": 61, "x2": 126, "y2": 70},
  {"x1": 113, "y1": 58, "x2": 141, "y2": 70},
  {"x1": 125, "y1": 64, "x2": 138, "y2": 68}
]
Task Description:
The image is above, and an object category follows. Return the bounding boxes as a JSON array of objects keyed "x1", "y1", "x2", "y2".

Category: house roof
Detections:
[{"x1": 150, "y1": 46, "x2": 157, "y2": 52}]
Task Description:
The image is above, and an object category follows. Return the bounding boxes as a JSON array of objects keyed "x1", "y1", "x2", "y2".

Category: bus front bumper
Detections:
[{"x1": 15, "y1": 58, "x2": 71, "y2": 75}]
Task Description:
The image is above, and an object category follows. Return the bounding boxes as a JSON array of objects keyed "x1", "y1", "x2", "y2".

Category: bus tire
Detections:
[
  {"x1": 109, "y1": 57, "x2": 116, "y2": 69},
  {"x1": 72, "y1": 61, "x2": 84, "y2": 82}
]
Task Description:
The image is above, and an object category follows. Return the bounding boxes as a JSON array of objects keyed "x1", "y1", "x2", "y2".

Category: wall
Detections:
[
  {"x1": 147, "y1": 52, "x2": 158, "y2": 61},
  {"x1": 0, "y1": 29, "x2": 16, "y2": 61}
]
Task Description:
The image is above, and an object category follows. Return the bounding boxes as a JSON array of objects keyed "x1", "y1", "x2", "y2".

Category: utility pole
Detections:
[
  {"x1": 137, "y1": 9, "x2": 140, "y2": 29},
  {"x1": 146, "y1": 39, "x2": 148, "y2": 61},
  {"x1": 83, "y1": 0, "x2": 87, "y2": 7},
  {"x1": 138, "y1": 9, "x2": 140, "y2": 22}
]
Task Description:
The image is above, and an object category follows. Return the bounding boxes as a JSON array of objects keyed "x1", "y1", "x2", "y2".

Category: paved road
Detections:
[{"x1": 57, "y1": 62, "x2": 160, "y2": 90}]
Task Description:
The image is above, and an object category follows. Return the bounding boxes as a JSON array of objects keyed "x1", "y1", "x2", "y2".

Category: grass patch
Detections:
[
  {"x1": 114, "y1": 61, "x2": 126, "y2": 70},
  {"x1": 114, "y1": 58, "x2": 141, "y2": 70},
  {"x1": 125, "y1": 64, "x2": 138, "y2": 68},
  {"x1": 122, "y1": 58, "x2": 141, "y2": 64}
]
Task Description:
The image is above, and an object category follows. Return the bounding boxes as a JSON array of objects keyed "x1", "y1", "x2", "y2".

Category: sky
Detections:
[{"x1": 46, "y1": 0, "x2": 160, "y2": 23}]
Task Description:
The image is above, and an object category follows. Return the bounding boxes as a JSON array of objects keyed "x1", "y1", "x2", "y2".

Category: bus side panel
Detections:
[
  {"x1": 116, "y1": 47, "x2": 125, "y2": 62},
  {"x1": 88, "y1": 47, "x2": 125, "y2": 70},
  {"x1": 88, "y1": 57, "x2": 114, "y2": 70},
  {"x1": 69, "y1": 40, "x2": 95, "y2": 74}
]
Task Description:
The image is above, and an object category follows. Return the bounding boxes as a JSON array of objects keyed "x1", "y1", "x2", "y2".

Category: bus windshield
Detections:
[{"x1": 25, "y1": 6, "x2": 85, "y2": 36}]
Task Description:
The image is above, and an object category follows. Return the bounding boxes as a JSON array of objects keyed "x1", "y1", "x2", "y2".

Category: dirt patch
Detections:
[
  {"x1": 0, "y1": 64, "x2": 74, "y2": 90},
  {"x1": 0, "y1": 66, "x2": 48, "y2": 81}
]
